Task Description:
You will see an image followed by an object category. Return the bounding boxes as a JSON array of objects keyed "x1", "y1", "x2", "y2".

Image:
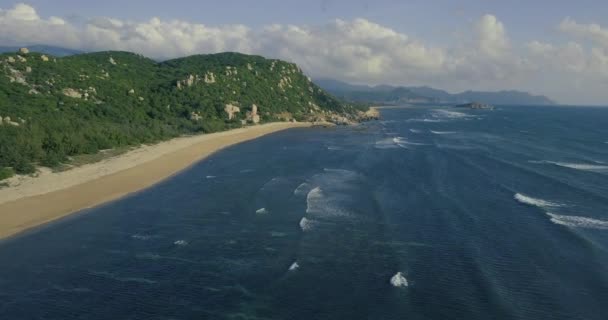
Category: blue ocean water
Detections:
[{"x1": 1, "y1": 105, "x2": 608, "y2": 319}]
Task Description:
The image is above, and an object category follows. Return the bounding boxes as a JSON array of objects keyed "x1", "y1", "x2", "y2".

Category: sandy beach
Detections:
[{"x1": 0, "y1": 122, "x2": 318, "y2": 240}]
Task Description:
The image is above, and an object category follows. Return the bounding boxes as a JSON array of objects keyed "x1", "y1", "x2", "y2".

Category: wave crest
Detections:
[
  {"x1": 514, "y1": 193, "x2": 563, "y2": 208},
  {"x1": 547, "y1": 213, "x2": 608, "y2": 230}
]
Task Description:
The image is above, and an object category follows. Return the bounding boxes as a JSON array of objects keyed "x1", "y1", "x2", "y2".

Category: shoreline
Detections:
[{"x1": 0, "y1": 122, "x2": 321, "y2": 240}]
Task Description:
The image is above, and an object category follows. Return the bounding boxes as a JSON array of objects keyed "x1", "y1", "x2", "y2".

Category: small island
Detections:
[{"x1": 455, "y1": 102, "x2": 494, "y2": 110}]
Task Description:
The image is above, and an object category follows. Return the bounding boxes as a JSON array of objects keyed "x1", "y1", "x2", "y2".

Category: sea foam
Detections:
[
  {"x1": 299, "y1": 217, "x2": 316, "y2": 231},
  {"x1": 530, "y1": 160, "x2": 608, "y2": 172},
  {"x1": 288, "y1": 261, "x2": 300, "y2": 271},
  {"x1": 390, "y1": 272, "x2": 409, "y2": 287},
  {"x1": 514, "y1": 193, "x2": 563, "y2": 208},
  {"x1": 546, "y1": 213, "x2": 608, "y2": 230}
]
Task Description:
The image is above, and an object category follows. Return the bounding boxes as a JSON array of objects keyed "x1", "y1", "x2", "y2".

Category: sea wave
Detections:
[
  {"x1": 409, "y1": 129, "x2": 422, "y2": 133},
  {"x1": 376, "y1": 136, "x2": 425, "y2": 149},
  {"x1": 131, "y1": 234, "x2": 156, "y2": 240},
  {"x1": 390, "y1": 272, "x2": 409, "y2": 287},
  {"x1": 89, "y1": 271, "x2": 157, "y2": 285},
  {"x1": 406, "y1": 118, "x2": 444, "y2": 123},
  {"x1": 375, "y1": 137, "x2": 400, "y2": 149},
  {"x1": 514, "y1": 193, "x2": 563, "y2": 208},
  {"x1": 546, "y1": 213, "x2": 608, "y2": 230},
  {"x1": 432, "y1": 109, "x2": 473, "y2": 119},
  {"x1": 288, "y1": 261, "x2": 300, "y2": 271},
  {"x1": 174, "y1": 240, "x2": 188, "y2": 246},
  {"x1": 294, "y1": 182, "x2": 311, "y2": 196},
  {"x1": 306, "y1": 187, "x2": 351, "y2": 218},
  {"x1": 530, "y1": 160, "x2": 608, "y2": 172},
  {"x1": 256, "y1": 208, "x2": 269, "y2": 215},
  {"x1": 299, "y1": 217, "x2": 316, "y2": 231},
  {"x1": 430, "y1": 130, "x2": 457, "y2": 135}
]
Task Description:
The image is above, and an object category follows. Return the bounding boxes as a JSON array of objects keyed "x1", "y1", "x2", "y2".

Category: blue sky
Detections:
[{"x1": 1, "y1": 1, "x2": 608, "y2": 104}]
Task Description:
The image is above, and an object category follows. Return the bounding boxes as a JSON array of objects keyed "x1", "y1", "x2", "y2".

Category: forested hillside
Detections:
[{"x1": 0, "y1": 49, "x2": 365, "y2": 179}]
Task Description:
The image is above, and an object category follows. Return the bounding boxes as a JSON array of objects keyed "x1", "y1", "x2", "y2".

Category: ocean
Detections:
[{"x1": 1, "y1": 105, "x2": 607, "y2": 319}]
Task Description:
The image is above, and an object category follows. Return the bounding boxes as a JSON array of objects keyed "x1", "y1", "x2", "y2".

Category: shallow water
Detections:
[{"x1": 1, "y1": 105, "x2": 608, "y2": 319}]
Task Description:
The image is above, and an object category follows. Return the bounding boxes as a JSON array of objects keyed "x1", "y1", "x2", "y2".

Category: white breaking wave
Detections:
[
  {"x1": 306, "y1": 187, "x2": 351, "y2": 218},
  {"x1": 174, "y1": 240, "x2": 188, "y2": 246},
  {"x1": 131, "y1": 234, "x2": 154, "y2": 240},
  {"x1": 432, "y1": 109, "x2": 472, "y2": 119},
  {"x1": 327, "y1": 146, "x2": 343, "y2": 151},
  {"x1": 546, "y1": 213, "x2": 608, "y2": 230},
  {"x1": 430, "y1": 130, "x2": 457, "y2": 135},
  {"x1": 390, "y1": 272, "x2": 409, "y2": 287},
  {"x1": 299, "y1": 217, "x2": 316, "y2": 231},
  {"x1": 288, "y1": 261, "x2": 300, "y2": 271},
  {"x1": 530, "y1": 160, "x2": 608, "y2": 172},
  {"x1": 294, "y1": 182, "x2": 311, "y2": 196},
  {"x1": 409, "y1": 129, "x2": 422, "y2": 133},
  {"x1": 514, "y1": 193, "x2": 563, "y2": 208},
  {"x1": 406, "y1": 118, "x2": 444, "y2": 123},
  {"x1": 376, "y1": 136, "x2": 425, "y2": 149},
  {"x1": 375, "y1": 137, "x2": 400, "y2": 149},
  {"x1": 206, "y1": 175, "x2": 216, "y2": 179},
  {"x1": 256, "y1": 208, "x2": 269, "y2": 214}
]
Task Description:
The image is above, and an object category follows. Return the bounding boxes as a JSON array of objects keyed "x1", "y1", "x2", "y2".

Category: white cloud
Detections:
[
  {"x1": 476, "y1": 14, "x2": 510, "y2": 58},
  {"x1": 559, "y1": 18, "x2": 608, "y2": 48},
  {"x1": 2, "y1": 3, "x2": 608, "y2": 104}
]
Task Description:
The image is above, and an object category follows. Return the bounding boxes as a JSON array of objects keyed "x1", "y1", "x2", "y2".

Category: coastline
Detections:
[{"x1": 0, "y1": 122, "x2": 321, "y2": 240}]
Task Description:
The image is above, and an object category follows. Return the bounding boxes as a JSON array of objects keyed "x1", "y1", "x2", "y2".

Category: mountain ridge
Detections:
[
  {"x1": 315, "y1": 78, "x2": 556, "y2": 106},
  {"x1": 0, "y1": 49, "x2": 367, "y2": 179}
]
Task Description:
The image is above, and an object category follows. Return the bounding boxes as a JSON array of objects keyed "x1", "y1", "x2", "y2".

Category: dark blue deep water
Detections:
[{"x1": 1, "y1": 106, "x2": 608, "y2": 319}]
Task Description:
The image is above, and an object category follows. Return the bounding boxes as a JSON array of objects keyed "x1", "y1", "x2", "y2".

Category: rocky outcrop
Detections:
[
  {"x1": 190, "y1": 111, "x2": 202, "y2": 121},
  {"x1": 0, "y1": 116, "x2": 20, "y2": 126},
  {"x1": 224, "y1": 66, "x2": 237, "y2": 76},
  {"x1": 40, "y1": 55, "x2": 49, "y2": 62},
  {"x1": 246, "y1": 104, "x2": 260, "y2": 124},
  {"x1": 357, "y1": 108, "x2": 380, "y2": 121},
  {"x1": 19, "y1": 47, "x2": 29, "y2": 55},
  {"x1": 62, "y1": 88, "x2": 82, "y2": 99},
  {"x1": 224, "y1": 104, "x2": 240, "y2": 120},
  {"x1": 109, "y1": 57, "x2": 117, "y2": 65},
  {"x1": 6, "y1": 56, "x2": 15, "y2": 63},
  {"x1": 128, "y1": 88, "x2": 135, "y2": 95},
  {"x1": 16, "y1": 56, "x2": 26, "y2": 63},
  {"x1": 203, "y1": 72, "x2": 215, "y2": 84}
]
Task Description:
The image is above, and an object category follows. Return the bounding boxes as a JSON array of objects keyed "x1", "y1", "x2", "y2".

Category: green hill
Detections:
[{"x1": 0, "y1": 50, "x2": 365, "y2": 179}]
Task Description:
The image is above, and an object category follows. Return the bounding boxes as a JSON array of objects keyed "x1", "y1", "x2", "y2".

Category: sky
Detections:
[{"x1": 1, "y1": 1, "x2": 608, "y2": 105}]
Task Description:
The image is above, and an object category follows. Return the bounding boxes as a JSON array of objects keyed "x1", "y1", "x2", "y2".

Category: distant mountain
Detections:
[
  {"x1": 315, "y1": 78, "x2": 556, "y2": 106},
  {"x1": 0, "y1": 45, "x2": 83, "y2": 57}
]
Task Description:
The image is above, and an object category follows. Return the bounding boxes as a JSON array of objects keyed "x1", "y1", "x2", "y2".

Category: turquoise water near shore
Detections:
[{"x1": 1, "y1": 105, "x2": 608, "y2": 319}]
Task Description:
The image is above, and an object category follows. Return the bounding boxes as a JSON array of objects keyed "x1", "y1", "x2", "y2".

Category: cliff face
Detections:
[{"x1": 0, "y1": 49, "x2": 370, "y2": 176}]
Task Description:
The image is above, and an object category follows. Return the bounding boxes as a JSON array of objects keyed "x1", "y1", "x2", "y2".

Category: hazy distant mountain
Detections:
[
  {"x1": 0, "y1": 45, "x2": 83, "y2": 57},
  {"x1": 315, "y1": 78, "x2": 556, "y2": 105}
]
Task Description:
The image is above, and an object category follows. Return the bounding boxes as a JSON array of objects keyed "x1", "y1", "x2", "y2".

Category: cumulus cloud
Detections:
[
  {"x1": 2, "y1": 3, "x2": 608, "y2": 104},
  {"x1": 559, "y1": 18, "x2": 608, "y2": 48}
]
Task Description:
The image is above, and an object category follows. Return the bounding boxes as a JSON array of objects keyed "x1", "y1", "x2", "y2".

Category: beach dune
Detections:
[{"x1": 0, "y1": 122, "x2": 316, "y2": 240}]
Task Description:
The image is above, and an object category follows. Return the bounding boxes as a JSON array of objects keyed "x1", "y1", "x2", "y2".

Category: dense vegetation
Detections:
[{"x1": 0, "y1": 50, "x2": 362, "y2": 178}]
